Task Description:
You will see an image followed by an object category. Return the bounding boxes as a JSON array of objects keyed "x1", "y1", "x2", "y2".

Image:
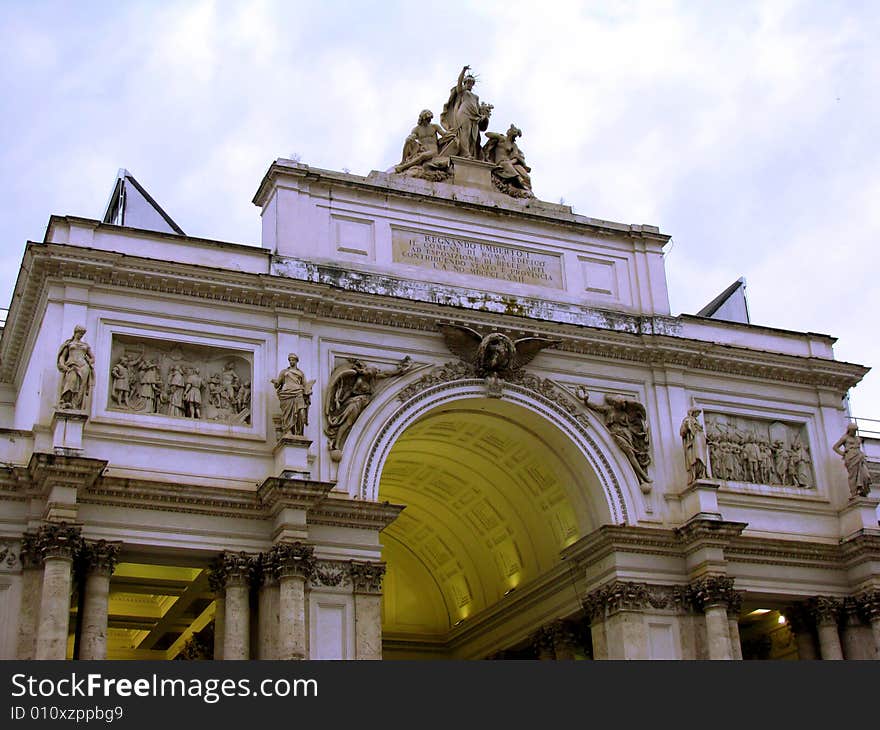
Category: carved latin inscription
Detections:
[
  {"x1": 392, "y1": 229, "x2": 563, "y2": 289},
  {"x1": 108, "y1": 335, "x2": 252, "y2": 425},
  {"x1": 705, "y1": 413, "x2": 814, "y2": 487}
]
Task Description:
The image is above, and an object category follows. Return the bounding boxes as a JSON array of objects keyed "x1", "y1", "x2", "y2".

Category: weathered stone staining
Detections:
[
  {"x1": 704, "y1": 413, "x2": 814, "y2": 487},
  {"x1": 832, "y1": 423, "x2": 873, "y2": 498},
  {"x1": 107, "y1": 336, "x2": 252, "y2": 424},
  {"x1": 390, "y1": 65, "x2": 534, "y2": 197},
  {"x1": 578, "y1": 389, "x2": 652, "y2": 488},
  {"x1": 324, "y1": 357, "x2": 413, "y2": 461},
  {"x1": 271, "y1": 353, "x2": 314, "y2": 438},
  {"x1": 57, "y1": 325, "x2": 95, "y2": 411}
]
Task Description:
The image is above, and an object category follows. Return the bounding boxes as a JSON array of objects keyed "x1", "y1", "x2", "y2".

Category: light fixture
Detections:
[
  {"x1": 504, "y1": 587, "x2": 516, "y2": 596},
  {"x1": 778, "y1": 615, "x2": 786, "y2": 624},
  {"x1": 453, "y1": 619, "x2": 465, "y2": 627},
  {"x1": 748, "y1": 609, "x2": 771, "y2": 615}
]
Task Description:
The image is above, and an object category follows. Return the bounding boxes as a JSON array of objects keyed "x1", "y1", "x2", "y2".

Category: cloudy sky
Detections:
[{"x1": 1, "y1": 0, "x2": 878, "y2": 422}]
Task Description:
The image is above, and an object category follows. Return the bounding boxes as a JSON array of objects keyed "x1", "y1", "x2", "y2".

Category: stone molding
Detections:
[
  {"x1": 0, "y1": 540, "x2": 19, "y2": 571},
  {"x1": 80, "y1": 539, "x2": 121, "y2": 575},
  {"x1": 349, "y1": 561, "x2": 386, "y2": 594},
  {"x1": 1, "y1": 241, "x2": 867, "y2": 395},
  {"x1": 311, "y1": 560, "x2": 352, "y2": 588}
]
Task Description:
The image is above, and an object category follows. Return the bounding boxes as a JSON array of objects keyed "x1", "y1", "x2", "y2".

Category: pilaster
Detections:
[{"x1": 350, "y1": 560, "x2": 385, "y2": 660}]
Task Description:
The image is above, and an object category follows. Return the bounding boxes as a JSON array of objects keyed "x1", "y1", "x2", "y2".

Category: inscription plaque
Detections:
[{"x1": 392, "y1": 229, "x2": 564, "y2": 289}]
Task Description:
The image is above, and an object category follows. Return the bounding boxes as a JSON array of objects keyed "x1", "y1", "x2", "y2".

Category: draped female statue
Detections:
[{"x1": 56, "y1": 325, "x2": 95, "y2": 410}]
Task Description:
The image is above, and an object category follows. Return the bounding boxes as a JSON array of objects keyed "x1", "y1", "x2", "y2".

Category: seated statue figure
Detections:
[
  {"x1": 394, "y1": 109, "x2": 452, "y2": 176},
  {"x1": 482, "y1": 124, "x2": 533, "y2": 195}
]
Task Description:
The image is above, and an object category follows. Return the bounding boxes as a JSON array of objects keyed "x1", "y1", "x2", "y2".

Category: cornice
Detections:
[{"x1": 0, "y1": 242, "x2": 868, "y2": 394}]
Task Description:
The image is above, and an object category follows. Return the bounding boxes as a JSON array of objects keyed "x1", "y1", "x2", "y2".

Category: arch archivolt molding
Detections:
[{"x1": 341, "y1": 361, "x2": 639, "y2": 527}]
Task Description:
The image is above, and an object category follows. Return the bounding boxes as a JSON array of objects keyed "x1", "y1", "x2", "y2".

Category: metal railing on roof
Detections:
[{"x1": 853, "y1": 417, "x2": 880, "y2": 438}]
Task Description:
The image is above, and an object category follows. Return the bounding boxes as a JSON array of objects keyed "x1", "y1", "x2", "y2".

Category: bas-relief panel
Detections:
[
  {"x1": 107, "y1": 334, "x2": 252, "y2": 425},
  {"x1": 704, "y1": 412, "x2": 814, "y2": 487}
]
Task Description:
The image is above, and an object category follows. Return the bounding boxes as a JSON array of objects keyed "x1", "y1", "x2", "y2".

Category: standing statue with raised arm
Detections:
[
  {"x1": 680, "y1": 408, "x2": 709, "y2": 484},
  {"x1": 440, "y1": 65, "x2": 492, "y2": 159},
  {"x1": 832, "y1": 423, "x2": 873, "y2": 498},
  {"x1": 271, "y1": 353, "x2": 314, "y2": 438},
  {"x1": 578, "y1": 387, "x2": 653, "y2": 487},
  {"x1": 57, "y1": 325, "x2": 95, "y2": 410}
]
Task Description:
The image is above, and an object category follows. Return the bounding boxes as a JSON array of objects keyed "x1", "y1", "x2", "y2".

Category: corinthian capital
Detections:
[
  {"x1": 689, "y1": 575, "x2": 736, "y2": 611},
  {"x1": 36, "y1": 522, "x2": 83, "y2": 561},
  {"x1": 806, "y1": 596, "x2": 843, "y2": 626},
  {"x1": 349, "y1": 561, "x2": 386, "y2": 594},
  {"x1": 270, "y1": 542, "x2": 316, "y2": 580},
  {"x1": 82, "y1": 540, "x2": 121, "y2": 575}
]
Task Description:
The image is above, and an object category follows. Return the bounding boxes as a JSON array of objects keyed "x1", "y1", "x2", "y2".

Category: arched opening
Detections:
[{"x1": 376, "y1": 395, "x2": 612, "y2": 658}]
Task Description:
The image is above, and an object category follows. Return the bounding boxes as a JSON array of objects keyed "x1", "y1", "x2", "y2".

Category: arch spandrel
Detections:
[{"x1": 336, "y1": 371, "x2": 648, "y2": 532}]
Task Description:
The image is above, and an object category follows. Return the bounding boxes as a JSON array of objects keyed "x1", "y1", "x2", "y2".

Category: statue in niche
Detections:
[
  {"x1": 578, "y1": 388, "x2": 652, "y2": 486},
  {"x1": 325, "y1": 356, "x2": 413, "y2": 460},
  {"x1": 679, "y1": 408, "x2": 708, "y2": 484},
  {"x1": 271, "y1": 354, "x2": 314, "y2": 438},
  {"x1": 57, "y1": 325, "x2": 95, "y2": 410},
  {"x1": 110, "y1": 355, "x2": 134, "y2": 407},
  {"x1": 440, "y1": 65, "x2": 492, "y2": 160},
  {"x1": 184, "y1": 367, "x2": 203, "y2": 418},
  {"x1": 832, "y1": 423, "x2": 873, "y2": 498},
  {"x1": 394, "y1": 109, "x2": 452, "y2": 178},
  {"x1": 167, "y1": 365, "x2": 186, "y2": 417},
  {"x1": 482, "y1": 124, "x2": 533, "y2": 196}
]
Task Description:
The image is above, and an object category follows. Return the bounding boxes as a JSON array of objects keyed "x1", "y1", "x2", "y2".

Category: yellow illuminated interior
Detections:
[
  {"x1": 379, "y1": 398, "x2": 597, "y2": 642},
  {"x1": 69, "y1": 561, "x2": 214, "y2": 660}
]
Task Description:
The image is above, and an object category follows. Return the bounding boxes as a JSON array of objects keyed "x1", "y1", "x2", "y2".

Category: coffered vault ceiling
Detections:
[{"x1": 378, "y1": 399, "x2": 595, "y2": 638}]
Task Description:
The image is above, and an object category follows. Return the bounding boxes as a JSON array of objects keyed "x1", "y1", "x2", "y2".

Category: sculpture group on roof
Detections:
[{"x1": 392, "y1": 65, "x2": 534, "y2": 197}]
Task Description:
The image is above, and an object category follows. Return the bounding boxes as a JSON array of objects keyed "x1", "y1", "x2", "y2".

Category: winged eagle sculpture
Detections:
[{"x1": 438, "y1": 324, "x2": 560, "y2": 382}]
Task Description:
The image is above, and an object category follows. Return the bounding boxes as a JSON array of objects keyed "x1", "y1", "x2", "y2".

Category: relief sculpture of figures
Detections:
[
  {"x1": 271, "y1": 354, "x2": 314, "y2": 438},
  {"x1": 106, "y1": 338, "x2": 251, "y2": 425},
  {"x1": 578, "y1": 388, "x2": 652, "y2": 487},
  {"x1": 57, "y1": 325, "x2": 95, "y2": 411},
  {"x1": 440, "y1": 65, "x2": 492, "y2": 160},
  {"x1": 679, "y1": 408, "x2": 708, "y2": 484},
  {"x1": 704, "y1": 414, "x2": 813, "y2": 487},
  {"x1": 325, "y1": 356, "x2": 413, "y2": 461},
  {"x1": 482, "y1": 124, "x2": 533, "y2": 197},
  {"x1": 832, "y1": 423, "x2": 872, "y2": 498}
]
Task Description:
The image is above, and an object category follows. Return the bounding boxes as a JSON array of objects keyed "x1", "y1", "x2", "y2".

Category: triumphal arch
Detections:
[{"x1": 1, "y1": 66, "x2": 878, "y2": 660}]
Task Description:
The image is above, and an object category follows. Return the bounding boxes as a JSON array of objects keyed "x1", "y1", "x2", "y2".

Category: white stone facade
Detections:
[{"x1": 0, "y1": 159, "x2": 877, "y2": 660}]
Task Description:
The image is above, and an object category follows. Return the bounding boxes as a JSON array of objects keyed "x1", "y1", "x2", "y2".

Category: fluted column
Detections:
[
  {"x1": 16, "y1": 533, "x2": 42, "y2": 659},
  {"x1": 786, "y1": 603, "x2": 818, "y2": 660},
  {"x1": 257, "y1": 552, "x2": 279, "y2": 660},
  {"x1": 35, "y1": 523, "x2": 83, "y2": 660},
  {"x1": 351, "y1": 561, "x2": 385, "y2": 660},
  {"x1": 808, "y1": 597, "x2": 843, "y2": 660},
  {"x1": 691, "y1": 576, "x2": 735, "y2": 660},
  {"x1": 79, "y1": 540, "x2": 120, "y2": 660},
  {"x1": 726, "y1": 591, "x2": 743, "y2": 660},
  {"x1": 859, "y1": 591, "x2": 880, "y2": 659},
  {"x1": 273, "y1": 543, "x2": 314, "y2": 660},
  {"x1": 220, "y1": 552, "x2": 253, "y2": 660},
  {"x1": 207, "y1": 564, "x2": 226, "y2": 661}
]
